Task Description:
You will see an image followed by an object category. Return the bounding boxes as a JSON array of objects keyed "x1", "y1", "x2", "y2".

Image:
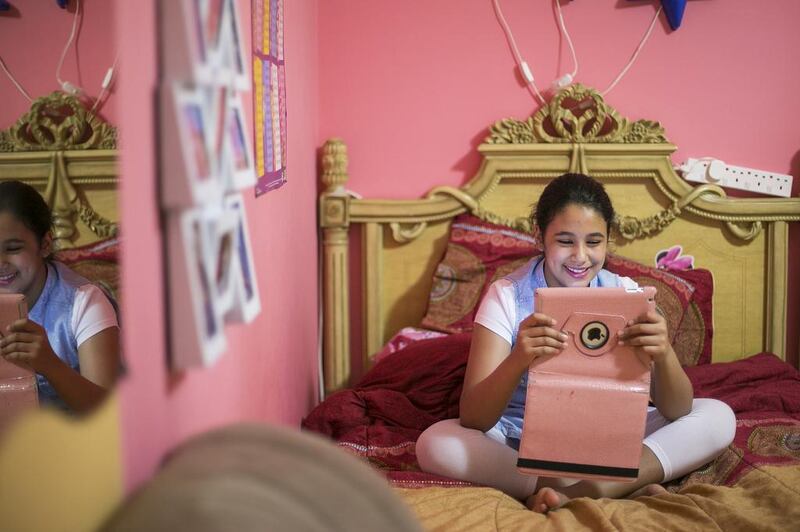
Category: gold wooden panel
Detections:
[
  {"x1": 0, "y1": 91, "x2": 118, "y2": 250},
  {"x1": 319, "y1": 85, "x2": 800, "y2": 394},
  {"x1": 379, "y1": 221, "x2": 450, "y2": 348}
]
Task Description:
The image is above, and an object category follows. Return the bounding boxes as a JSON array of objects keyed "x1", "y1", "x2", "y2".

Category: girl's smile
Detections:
[
  {"x1": 0, "y1": 271, "x2": 19, "y2": 286},
  {"x1": 0, "y1": 211, "x2": 50, "y2": 307},
  {"x1": 541, "y1": 203, "x2": 608, "y2": 288}
]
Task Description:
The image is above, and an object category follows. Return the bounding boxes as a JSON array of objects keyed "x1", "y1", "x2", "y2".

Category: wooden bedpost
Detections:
[{"x1": 319, "y1": 139, "x2": 351, "y2": 395}]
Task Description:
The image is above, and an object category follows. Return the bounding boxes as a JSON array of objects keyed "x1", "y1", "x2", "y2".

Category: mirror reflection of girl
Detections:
[
  {"x1": 0, "y1": 181, "x2": 120, "y2": 413},
  {"x1": 416, "y1": 173, "x2": 736, "y2": 513}
]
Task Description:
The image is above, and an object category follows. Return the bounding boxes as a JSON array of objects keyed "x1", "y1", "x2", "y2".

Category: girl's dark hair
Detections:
[
  {"x1": 531, "y1": 173, "x2": 615, "y2": 234},
  {"x1": 0, "y1": 180, "x2": 53, "y2": 242}
]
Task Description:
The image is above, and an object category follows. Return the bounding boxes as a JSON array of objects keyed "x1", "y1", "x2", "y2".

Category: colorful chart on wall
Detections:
[{"x1": 252, "y1": 0, "x2": 287, "y2": 196}]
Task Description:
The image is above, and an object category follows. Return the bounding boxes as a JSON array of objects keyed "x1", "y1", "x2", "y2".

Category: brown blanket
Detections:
[
  {"x1": 303, "y1": 337, "x2": 800, "y2": 529},
  {"x1": 396, "y1": 465, "x2": 800, "y2": 531}
]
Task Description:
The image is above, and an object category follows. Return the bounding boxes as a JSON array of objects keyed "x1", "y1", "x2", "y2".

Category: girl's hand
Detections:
[
  {"x1": 0, "y1": 318, "x2": 61, "y2": 375},
  {"x1": 618, "y1": 310, "x2": 674, "y2": 366},
  {"x1": 509, "y1": 312, "x2": 567, "y2": 371}
]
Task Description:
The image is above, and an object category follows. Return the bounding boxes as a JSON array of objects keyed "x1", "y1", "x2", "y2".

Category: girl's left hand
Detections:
[
  {"x1": 0, "y1": 318, "x2": 61, "y2": 374},
  {"x1": 618, "y1": 310, "x2": 674, "y2": 365}
]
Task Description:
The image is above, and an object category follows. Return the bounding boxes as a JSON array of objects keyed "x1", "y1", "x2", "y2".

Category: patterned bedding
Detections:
[{"x1": 303, "y1": 334, "x2": 800, "y2": 530}]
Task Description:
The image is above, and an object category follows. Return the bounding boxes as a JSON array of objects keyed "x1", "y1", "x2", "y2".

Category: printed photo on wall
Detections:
[
  {"x1": 184, "y1": 0, "x2": 226, "y2": 71},
  {"x1": 199, "y1": 207, "x2": 238, "y2": 316},
  {"x1": 199, "y1": 84, "x2": 229, "y2": 180},
  {"x1": 203, "y1": 0, "x2": 226, "y2": 51},
  {"x1": 191, "y1": 0, "x2": 208, "y2": 62},
  {"x1": 223, "y1": 93, "x2": 256, "y2": 190},
  {"x1": 160, "y1": 83, "x2": 223, "y2": 209},
  {"x1": 159, "y1": 0, "x2": 217, "y2": 84},
  {"x1": 224, "y1": 193, "x2": 261, "y2": 323},
  {"x1": 217, "y1": 0, "x2": 249, "y2": 91},
  {"x1": 166, "y1": 208, "x2": 227, "y2": 369}
]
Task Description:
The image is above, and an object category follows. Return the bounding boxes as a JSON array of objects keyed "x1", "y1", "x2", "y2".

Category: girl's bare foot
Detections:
[
  {"x1": 627, "y1": 483, "x2": 667, "y2": 499},
  {"x1": 525, "y1": 487, "x2": 570, "y2": 513}
]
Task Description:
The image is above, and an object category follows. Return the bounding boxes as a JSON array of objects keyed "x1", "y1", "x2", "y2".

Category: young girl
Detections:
[
  {"x1": 0, "y1": 180, "x2": 120, "y2": 414},
  {"x1": 416, "y1": 173, "x2": 736, "y2": 513}
]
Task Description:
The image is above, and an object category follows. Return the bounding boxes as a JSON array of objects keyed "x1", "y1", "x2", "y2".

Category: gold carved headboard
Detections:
[
  {"x1": 0, "y1": 91, "x2": 118, "y2": 250},
  {"x1": 319, "y1": 84, "x2": 800, "y2": 395}
]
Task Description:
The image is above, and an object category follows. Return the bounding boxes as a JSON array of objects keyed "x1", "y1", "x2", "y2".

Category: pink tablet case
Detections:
[
  {"x1": 517, "y1": 287, "x2": 656, "y2": 482},
  {"x1": 0, "y1": 294, "x2": 38, "y2": 432}
]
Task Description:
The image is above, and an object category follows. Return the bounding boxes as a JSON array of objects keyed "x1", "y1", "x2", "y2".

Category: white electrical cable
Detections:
[
  {"x1": 55, "y1": 0, "x2": 82, "y2": 93},
  {"x1": 493, "y1": 1, "x2": 665, "y2": 104},
  {"x1": 602, "y1": 6, "x2": 662, "y2": 96},
  {"x1": 0, "y1": 55, "x2": 33, "y2": 102},
  {"x1": 553, "y1": 0, "x2": 578, "y2": 82},
  {"x1": 491, "y1": 0, "x2": 546, "y2": 105},
  {"x1": 2, "y1": 0, "x2": 116, "y2": 109},
  {"x1": 89, "y1": 51, "x2": 119, "y2": 114}
]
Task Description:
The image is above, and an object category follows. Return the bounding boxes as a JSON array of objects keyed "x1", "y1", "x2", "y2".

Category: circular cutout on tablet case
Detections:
[{"x1": 580, "y1": 321, "x2": 609, "y2": 350}]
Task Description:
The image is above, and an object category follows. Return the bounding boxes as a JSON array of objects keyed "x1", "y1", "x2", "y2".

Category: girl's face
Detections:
[
  {"x1": 541, "y1": 203, "x2": 608, "y2": 288},
  {"x1": 0, "y1": 211, "x2": 50, "y2": 306}
]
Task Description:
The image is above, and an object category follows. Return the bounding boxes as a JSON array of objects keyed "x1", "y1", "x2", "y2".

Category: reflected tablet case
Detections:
[
  {"x1": 0, "y1": 294, "x2": 38, "y2": 432},
  {"x1": 516, "y1": 286, "x2": 656, "y2": 482},
  {"x1": 0, "y1": 294, "x2": 30, "y2": 380}
]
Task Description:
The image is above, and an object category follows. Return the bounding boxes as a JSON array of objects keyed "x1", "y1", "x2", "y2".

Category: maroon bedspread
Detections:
[
  {"x1": 303, "y1": 334, "x2": 470, "y2": 476},
  {"x1": 302, "y1": 336, "x2": 800, "y2": 488}
]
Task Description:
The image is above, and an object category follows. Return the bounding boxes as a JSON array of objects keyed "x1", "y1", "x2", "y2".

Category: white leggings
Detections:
[{"x1": 415, "y1": 398, "x2": 736, "y2": 500}]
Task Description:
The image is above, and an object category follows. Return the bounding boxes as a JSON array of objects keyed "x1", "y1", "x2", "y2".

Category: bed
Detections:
[
  {"x1": 0, "y1": 91, "x2": 120, "y2": 300},
  {"x1": 306, "y1": 85, "x2": 800, "y2": 529}
]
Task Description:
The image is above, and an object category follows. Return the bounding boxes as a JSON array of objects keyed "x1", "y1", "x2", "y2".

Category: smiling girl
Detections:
[
  {"x1": 0, "y1": 180, "x2": 120, "y2": 413},
  {"x1": 416, "y1": 173, "x2": 736, "y2": 513}
]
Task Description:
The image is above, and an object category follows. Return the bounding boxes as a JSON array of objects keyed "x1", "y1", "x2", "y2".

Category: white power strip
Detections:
[{"x1": 677, "y1": 158, "x2": 793, "y2": 198}]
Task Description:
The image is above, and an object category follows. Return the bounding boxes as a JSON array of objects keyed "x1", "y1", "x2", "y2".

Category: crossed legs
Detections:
[{"x1": 416, "y1": 399, "x2": 736, "y2": 512}]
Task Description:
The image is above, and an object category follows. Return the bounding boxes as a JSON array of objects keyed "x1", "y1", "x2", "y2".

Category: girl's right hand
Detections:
[
  {"x1": 0, "y1": 318, "x2": 61, "y2": 375},
  {"x1": 509, "y1": 312, "x2": 567, "y2": 371}
]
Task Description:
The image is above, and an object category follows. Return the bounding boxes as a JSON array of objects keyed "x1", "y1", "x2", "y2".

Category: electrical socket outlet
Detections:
[{"x1": 678, "y1": 159, "x2": 793, "y2": 198}]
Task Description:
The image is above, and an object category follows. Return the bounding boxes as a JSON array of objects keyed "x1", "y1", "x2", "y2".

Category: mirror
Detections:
[{"x1": 0, "y1": 91, "x2": 121, "y2": 428}]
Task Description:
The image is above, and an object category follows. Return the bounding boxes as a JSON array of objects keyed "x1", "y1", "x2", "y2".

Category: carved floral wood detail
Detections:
[
  {"x1": 0, "y1": 91, "x2": 117, "y2": 152},
  {"x1": 0, "y1": 92, "x2": 118, "y2": 249},
  {"x1": 486, "y1": 84, "x2": 667, "y2": 145}
]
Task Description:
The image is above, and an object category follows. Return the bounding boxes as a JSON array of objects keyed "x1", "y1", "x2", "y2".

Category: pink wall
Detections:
[
  {"x1": 318, "y1": 0, "x2": 800, "y2": 365},
  {"x1": 116, "y1": 0, "x2": 320, "y2": 489},
  {"x1": 0, "y1": 0, "x2": 117, "y2": 128},
  {"x1": 3, "y1": 0, "x2": 798, "y2": 499}
]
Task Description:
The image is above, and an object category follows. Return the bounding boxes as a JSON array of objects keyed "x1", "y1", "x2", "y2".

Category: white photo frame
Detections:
[
  {"x1": 160, "y1": 83, "x2": 223, "y2": 209},
  {"x1": 217, "y1": 0, "x2": 250, "y2": 91},
  {"x1": 224, "y1": 193, "x2": 261, "y2": 323},
  {"x1": 222, "y1": 92, "x2": 256, "y2": 190},
  {"x1": 167, "y1": 208, "x2": 227, "y2": 369}
]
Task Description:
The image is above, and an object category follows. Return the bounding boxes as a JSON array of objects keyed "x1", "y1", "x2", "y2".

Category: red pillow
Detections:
[
  {"x1": 669, "y1": 268, "x2": 714, "y2": 366},
  {"x1": 53, "y1": 236, "x2": 120, "y2": 303},
  {"x1": 605, "y1": 255, "x2": 713, "y2": 366},
  {"x1": 420, "y1": 214, "x2": 535, "y2": 333}
]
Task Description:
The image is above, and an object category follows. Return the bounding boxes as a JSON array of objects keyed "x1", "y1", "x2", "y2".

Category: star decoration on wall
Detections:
[
  {"x1": 628, "y1": 0, "x2": 690, "y2": 31},
  {"x1": 660, "y1": 0, "x2": 688, "y2": 30}
]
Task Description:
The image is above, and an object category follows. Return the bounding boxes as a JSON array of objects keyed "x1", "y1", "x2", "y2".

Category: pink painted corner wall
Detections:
[
  {"x1": 2, "y1": 0, "x2": 320, "y2": 495},
  {"x1": 0, "y1": 0, "x2": 117, "y2": 127},
  {"x1": 116, "y1": 0, "x2": 320, "y2": 489},
  {"x1": 318, "y1": 0, "x2": 800, "y2": 365}
]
